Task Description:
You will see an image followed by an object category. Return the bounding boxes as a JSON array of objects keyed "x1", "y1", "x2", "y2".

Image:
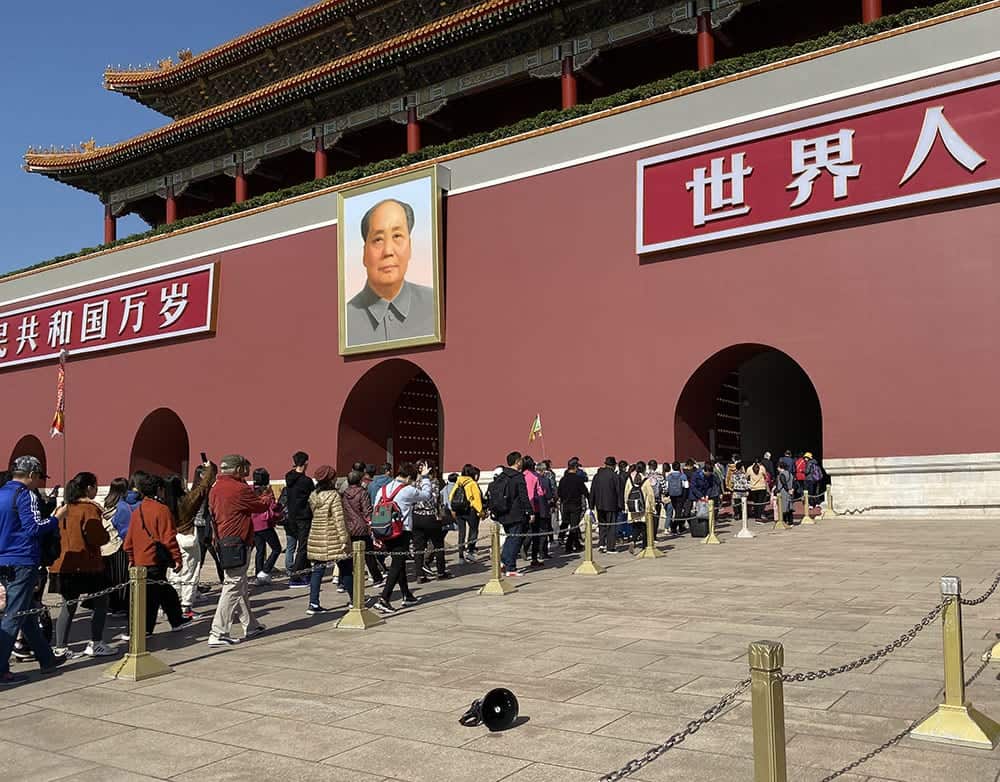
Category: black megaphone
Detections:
[{"x1": 459, "y1": 688, "x2": 519, "y2": 731}]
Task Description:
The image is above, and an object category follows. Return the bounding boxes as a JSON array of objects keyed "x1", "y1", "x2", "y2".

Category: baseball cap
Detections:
[{"x1": 12, "y1": 455, "x2": 48, "y2": 478}]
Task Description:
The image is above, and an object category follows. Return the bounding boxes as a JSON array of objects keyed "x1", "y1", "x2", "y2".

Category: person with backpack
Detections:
[
  {"x1": 373, "y1": 461, "x2": 433, "y2": 613},
  {"x1": 450, "y1": 465, "x2": 484, "y2": 562},
  {"x1": 521, "y1": 456, "x2": 547, "y2": 568},
  {"x1": 590, "y1": 457, "x2": 622, "y2": 554},
  {"x1": 804, "y1": 452, "x2": 823, "y2": 505},
  {"x1": 0, "y1": 455, "x2": 66, "y2": 684},
  {"x1": 615, "y1": 460, "x2": 631, "y2": 543},
  {"x1": 412, "y1": 467, "x2": 452, "y2": 583},
  {"x1": 250, "y1": 468, "x2": 284, "y2": 586},
  {"x1": 368, "y1": 463, "x2": 393, "y2": 506},
  {"x1": 48, "y1": 471, "x2": 113, "y2": 658},
  {"x1": 646, "y1": 460, "x2": 664, "y2": 535},
  {"x1": 285, "y1": 451, "x2": 315, "y2": 587},
  {"x1": 664, "y1": 462, "x2": 685, "y2": 535},
  {"x1": 489, "y1": 452, "x2": 533, "y2": 577},
  {"x1": 794, "y1": 453, "x2": 808, "y2": 496},
  {"x1": 557, "y1": 458, "x2": 588, "y2": 553},
  {"x1": 731, "y1": 462, "x2": 750, "y2": 522},
  {"x1": 624, "y1": 462, "x2": 656, "y2": 551},
  {"x1": 306, "y1": 465, "x2": 351, "y2": 615},
  {"x1": 535, "y1": 460, "x2": 556, "y2": 562},
  {"x1": 340, "y1": 470, "x2": 383, "y2": 586}
]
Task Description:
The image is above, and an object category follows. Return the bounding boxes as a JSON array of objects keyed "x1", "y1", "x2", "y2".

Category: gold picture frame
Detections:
[{"x1": 337, "y1": 166, "x2": 446, "y2": 356}]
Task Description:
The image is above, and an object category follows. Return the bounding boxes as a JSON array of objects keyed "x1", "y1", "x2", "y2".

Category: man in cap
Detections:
[
  {"x1": 207, "y1": 455, "x2": 270, "y2": 646},
  {"x1": 0, "y1": 456, "x2": 65, "y2": 684}
]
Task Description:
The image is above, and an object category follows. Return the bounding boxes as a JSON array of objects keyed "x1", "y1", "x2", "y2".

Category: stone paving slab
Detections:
[{"x1": 3, "y1": 516, "x2": 1000, "y2": 781}]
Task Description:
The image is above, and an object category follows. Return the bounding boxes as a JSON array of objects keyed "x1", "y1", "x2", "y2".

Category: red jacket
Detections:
[
  {"x1": 209, "y1": 474, "x2": 270, "y2": 545},
  {"x1": 123, "y1": 498, "x2": 181, "y2": 569},
  {"x1": 795, "y1": 457, "x2": 807, "y2": 481}
]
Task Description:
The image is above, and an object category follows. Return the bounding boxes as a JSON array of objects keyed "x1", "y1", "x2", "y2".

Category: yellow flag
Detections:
[{"x1": 528, "y1": 414, "x2": 542, "y2": 443}]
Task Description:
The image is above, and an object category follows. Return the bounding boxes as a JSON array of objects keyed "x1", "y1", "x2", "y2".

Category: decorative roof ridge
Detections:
[
  {"x1": 103, "y1": 0, "x2": 372, "y2": 90},
  {"x1": 28, "y1": 0, "x2": 540, "y2": 170}
]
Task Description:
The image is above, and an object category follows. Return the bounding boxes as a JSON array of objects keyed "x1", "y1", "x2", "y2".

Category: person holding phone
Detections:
[{"x1": 373, "y1": 461, "x2": 432, "y2": 614}]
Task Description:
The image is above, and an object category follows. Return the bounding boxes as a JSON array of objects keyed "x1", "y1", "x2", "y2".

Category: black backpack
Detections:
[
  {"x1": 450, "y1": 482, "x2": 471, "y2": 514},
  {"x1": 626, "y1": 476, "x2": 646, "y2": 514},
  {"x1": 487, "y1": 473, "x2": 515, "y2": 518}
]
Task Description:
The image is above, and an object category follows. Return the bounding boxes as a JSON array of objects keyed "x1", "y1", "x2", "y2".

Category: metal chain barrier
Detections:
[
  {"x1": 598, "y1": 678, "x2": 751, "y2": 782},
  {"x1": 4, "y1": 581, "x2": 129, "y2": 620},
  {"x1": 781, "y1": 600, "x2": 946, "y2": 683},
  {"x1": 958, "y1": 570, "x2": 1000, "y2": 606}
]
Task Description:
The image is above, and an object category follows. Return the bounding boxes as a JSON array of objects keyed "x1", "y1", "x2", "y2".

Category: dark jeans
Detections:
[
  {"x1": 291, "y1": 520, "x2": 312, "y2": 580},
  {"x1": 0, "y1": 565, "x2": 56, "y2": 673},
  {"x1": 500, "y1": 521, "x2": 525, "y2": 571},
  {"x1": 597, "y1": 510, "x2": 617, "y2": 551},
  {"x1": 412, "y1": 524, "x2": 446, "y2": 576},
  {"x1": 196, "y1": 524, "x2": 223, "y2": 582},
  {"x1": 456, "y1": 511, "x2": 480, "y2": 553},
  {"x1": 56, "y1": 594, "x2": 108, "y2": 647},
  {"x1": 311, "y1": 558, "x2": 353, "y2": 605},
  {"x1": 380, "y1": 532, "x2": 413, "y2": 603},
  {"x1": 254, "y1": 528, "x2": 283, "y2": 575},
  {"x1": 749, "y1": 490, "x2": 768, "y2": 519},
  {"x1": 351, "y1": 534, "x2": 384, "y2": 582},
  {"x1": 145, "y1": 566, "x2": 184, "y2": 634},
  {"x1": 531, "y1": 516, "x2": 551, "y2": 561},
  {"x1": 561, "y1": 505, "x2": 582, "y2": 551}
]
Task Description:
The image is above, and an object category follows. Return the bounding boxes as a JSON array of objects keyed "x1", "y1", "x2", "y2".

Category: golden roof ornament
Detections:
[
  {"x1": 81, "y1": 138, "x2": 98, "y2": 152},
  {"x1": 158, "y1": 57, "x2": 174, "y2": 70},
  {"x1": 178, "y1": 49, "x2": 193, "y2": 62}
]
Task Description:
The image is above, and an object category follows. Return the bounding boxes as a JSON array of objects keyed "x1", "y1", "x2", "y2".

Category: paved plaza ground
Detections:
[{"x1": 3, "y1": 515, "x2": 1000, "y2": 782}]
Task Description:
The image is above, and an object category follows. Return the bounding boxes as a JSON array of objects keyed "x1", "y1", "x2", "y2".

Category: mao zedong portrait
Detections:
[{"x1": 345, "y1": 198, "x2": 435, "y2": 345}]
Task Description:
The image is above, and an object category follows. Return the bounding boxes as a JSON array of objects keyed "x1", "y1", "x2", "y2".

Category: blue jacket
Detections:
[
  {"x1": 689, "y1": 469, "x2": 708, "y2": 500},
  {"x1": 0, "y1": 482, "x2": 55, "y2": 566},
  {"x1": 111, "y1": 490, "x2": 142, "y2": 540},
  {"x1": 368, "y1": 475, "x2": 392, "y2": 506}
]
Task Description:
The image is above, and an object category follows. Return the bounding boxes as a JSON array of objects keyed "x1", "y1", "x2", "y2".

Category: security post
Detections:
[
  {"x1": 749, "y1": 641, "x2": 788, "y2": 782},
  {"x1": 574, "y1": 510, "x2": 606, "y2": 575},
  {"x1": 736, "y1": 494, "x2": 754, "y2": 539},
  {"x1": 911, "y1": 576, "x2": 1000, "y2": 748},
  {"x1": 801, "y1": 489, "x2": 815, "y2": 524},
  {"x1": 105, "y1": 566, "x2": 172, "y2": 681},
  {"x1": 774, "y1": 494, "x2": 789, "y2": 530},
  {"x1": 337, "y1": 540, "x2": 384, "y2": 629},
  {"x1": 637, "y1": 506, "x2": 664, "y2": 558},
  {"x1": 704, "y1": 499, "x2": 721, "y2": 545},
  {"x1": 480, "y1": 522, "x2": 516, "y2": 594}
]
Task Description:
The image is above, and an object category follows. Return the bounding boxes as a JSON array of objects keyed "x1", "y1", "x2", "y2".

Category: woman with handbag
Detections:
[
  {"x1": 101, "y1": 478, "x2": 130, "y2": 614},
  {"x1": 250, "y1": 468, "x2": 283, "y2": 586},
  {"x1": 306, "y1": 465, "x2": 351, "y2": 615},
  {"x1": 48, "y1": 472, "x2": 113, "y2": 657},
  {"x1": 123, "y1": 472, "x2": 190, "y2": 635},
  {"x1": 412, "y1": 468, "x2": 452, "y2": 583},
  {"x1": 340, "y1": 470, "x2": 382, "y2": 586}
]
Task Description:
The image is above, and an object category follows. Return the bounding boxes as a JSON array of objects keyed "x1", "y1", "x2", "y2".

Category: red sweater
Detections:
[
  {"x1": 123, "y1": 498, "x2": 181, "y2": 569},
  {"x1": 209, "y1": 474, "x2": 270, "y2": 545}
]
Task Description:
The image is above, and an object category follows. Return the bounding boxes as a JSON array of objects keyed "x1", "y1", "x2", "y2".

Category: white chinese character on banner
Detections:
[
  {"x1": 47, "y1": 311, "x2": 73, "y2": 349},
  {"x1": 686, "y1": 153, "x2": 754, "y2": 227},
  {"x1": 159, "y1": 282, "x2": 189, "y2": 328},
  {"x1": 81, "y1": 301, "x2": 109, "y2": 342},
  {"x1": 0, "y1": 322, "x2": 7, "y2": 358},
  {"x1": 787, "y1": 129, "x2": 862, "y2": 207},
  {"x1": 899, "y1": 106, "x2": 986, "y2": 186},
  {"x1": 118, "y1": 291, "x2": 147, "y2": 335},
  {"x1": 16, "y1": 315, "x2": 39, "y2": 355}
]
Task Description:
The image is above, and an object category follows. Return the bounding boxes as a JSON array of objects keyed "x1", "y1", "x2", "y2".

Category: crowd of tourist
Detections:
[{"x1": 0, "y1": 447, "x2": 824, "y2": 685}]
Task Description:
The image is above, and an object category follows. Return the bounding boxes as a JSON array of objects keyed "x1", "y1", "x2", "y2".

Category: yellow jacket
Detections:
[{"x1": 451, "y1": 475, "x2": 485, "y2": 517}]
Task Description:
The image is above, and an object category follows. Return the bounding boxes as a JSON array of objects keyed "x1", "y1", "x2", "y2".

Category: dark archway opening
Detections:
[
  {"x1": 8, "y1": 435, "x2": 47, "y2": 486},
  {"x1": 129, "y1": 408, "x2": 190, "y2": 479},
  {"x1": 337, "y1": 360, "x2": 443, "y2": 475},
  {"x1": 674, "y1": 345, "x2": 822, "y2": 463}
]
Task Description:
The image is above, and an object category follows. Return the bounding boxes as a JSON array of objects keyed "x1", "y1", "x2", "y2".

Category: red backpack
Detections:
[{"x1": 371, "y1": 483, "x2": 406, "y2": 541}]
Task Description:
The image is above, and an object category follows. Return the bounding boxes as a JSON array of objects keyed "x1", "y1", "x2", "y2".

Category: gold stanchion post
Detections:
[
  {"x1": 105, "y1": 566, "x2": 172, "y2": 681},
  {"x1": 911, "y1": 576, "x2": 1000, "y2": 748},
  {"x1": 774, "y1": 495, "x2": 789, "y2": 530},
  {"x1": 703, "y1": 499, "x2": 721, "y2": 545},
  {"x1": 637, "y1": 508, "x2": 663, "y2": 559},
  {"x1": 749, "y1": 640, "x2": 788, "y2": 782},
  {"x1": 337, "y1": 541, "x2": 384, "y2": 629},
  {"x1": 801, "y1": 489, "x2": 815, "y2": 524},
  {"x1": 984, "y1": 634, "x2": 1000, "y2": 665},
  {"x1": 574, "y1": 511, "x2": 606, "y2": 575},
  {"x1": 822, "y1": 487, "x2": 832, "y2": 519},
  {"x1": 480, "y1": 523, "x2": 516, "y2": 594}
]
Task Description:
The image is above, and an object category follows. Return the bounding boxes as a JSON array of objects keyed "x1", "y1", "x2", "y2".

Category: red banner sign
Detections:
[
  {"x1": 0, "y1": 263, "x2": 218, "y2": 370},
  {"x1": 637, "y1": 72, "x2": 1000, "y2": 253}
]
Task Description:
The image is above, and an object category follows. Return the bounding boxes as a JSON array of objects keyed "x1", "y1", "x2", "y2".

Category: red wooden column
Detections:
[
  {"x1": 561, "y1": 55, "x2": 578, "y2": 109},
  {"x1": 165, "y1": 186, "x2": 177, "y2": 225},
  {"x1": 697, "y1": 12, "x2": 715, "y2": 70},
  {"x1": 314, "y1": 136, "x2": 328, "y2": 180},
  {"x1": 862, "y1": 0, "x2": 882, "y2": 23},
  {"x1": 103, "y1": 204, "x2": 116, "y2": 244},
  {"x1": 235, "y1": 163, "x2": 248, "y2": 204},
  {"x1": 406, "y1": 106, "x2": 421, "y2": 154}
]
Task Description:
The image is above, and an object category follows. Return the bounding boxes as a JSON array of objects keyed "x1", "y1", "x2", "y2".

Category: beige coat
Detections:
[
  {"x1": 307, "y1": 489, "x2": 351, "y2": 562},
  {"x1": 624, "y1": 476, "x2": 658, "y2": 522}
]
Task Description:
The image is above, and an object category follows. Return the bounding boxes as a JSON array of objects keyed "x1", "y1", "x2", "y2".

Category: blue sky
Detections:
[{"x1": 0, "y1": 1, "x2": 307, "y2": 276}]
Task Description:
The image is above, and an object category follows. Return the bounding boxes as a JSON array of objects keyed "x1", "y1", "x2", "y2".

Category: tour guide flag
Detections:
[
  {"x1": 528, "y1": 413, "x2": 542, "y2": 443},
  {"x1": 50, "y1": 351, "x2": 66, "y2": 438}
]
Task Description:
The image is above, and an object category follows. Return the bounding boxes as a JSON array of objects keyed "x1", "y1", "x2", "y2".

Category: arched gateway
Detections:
[
  {"x1": 7, "y1": 435, "x2": 47, "y2": 483},
  {"x1": 674, "y1": 345, "x2": 822, "y2": 463},
  {"x1": 337, "y1": 360, "x2": 443, "y2": 474},
  {"x1": 129, "y1": 408, "x2": 190, "y2": 479}
]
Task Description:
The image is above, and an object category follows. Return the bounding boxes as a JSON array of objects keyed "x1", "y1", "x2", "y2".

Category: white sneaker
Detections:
[
  {"x1": 52, "y1": 647, "x2": 70, "y2": 658},
  {"x1": 208, "y1": 635, "x2": 241, "y2": 647},
  {"x1": 84, "y1": 641, "x2": 115, "y2": 657},
  {"x1": 255, "y1": 571, "x2": 272, "y2": 584}
]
